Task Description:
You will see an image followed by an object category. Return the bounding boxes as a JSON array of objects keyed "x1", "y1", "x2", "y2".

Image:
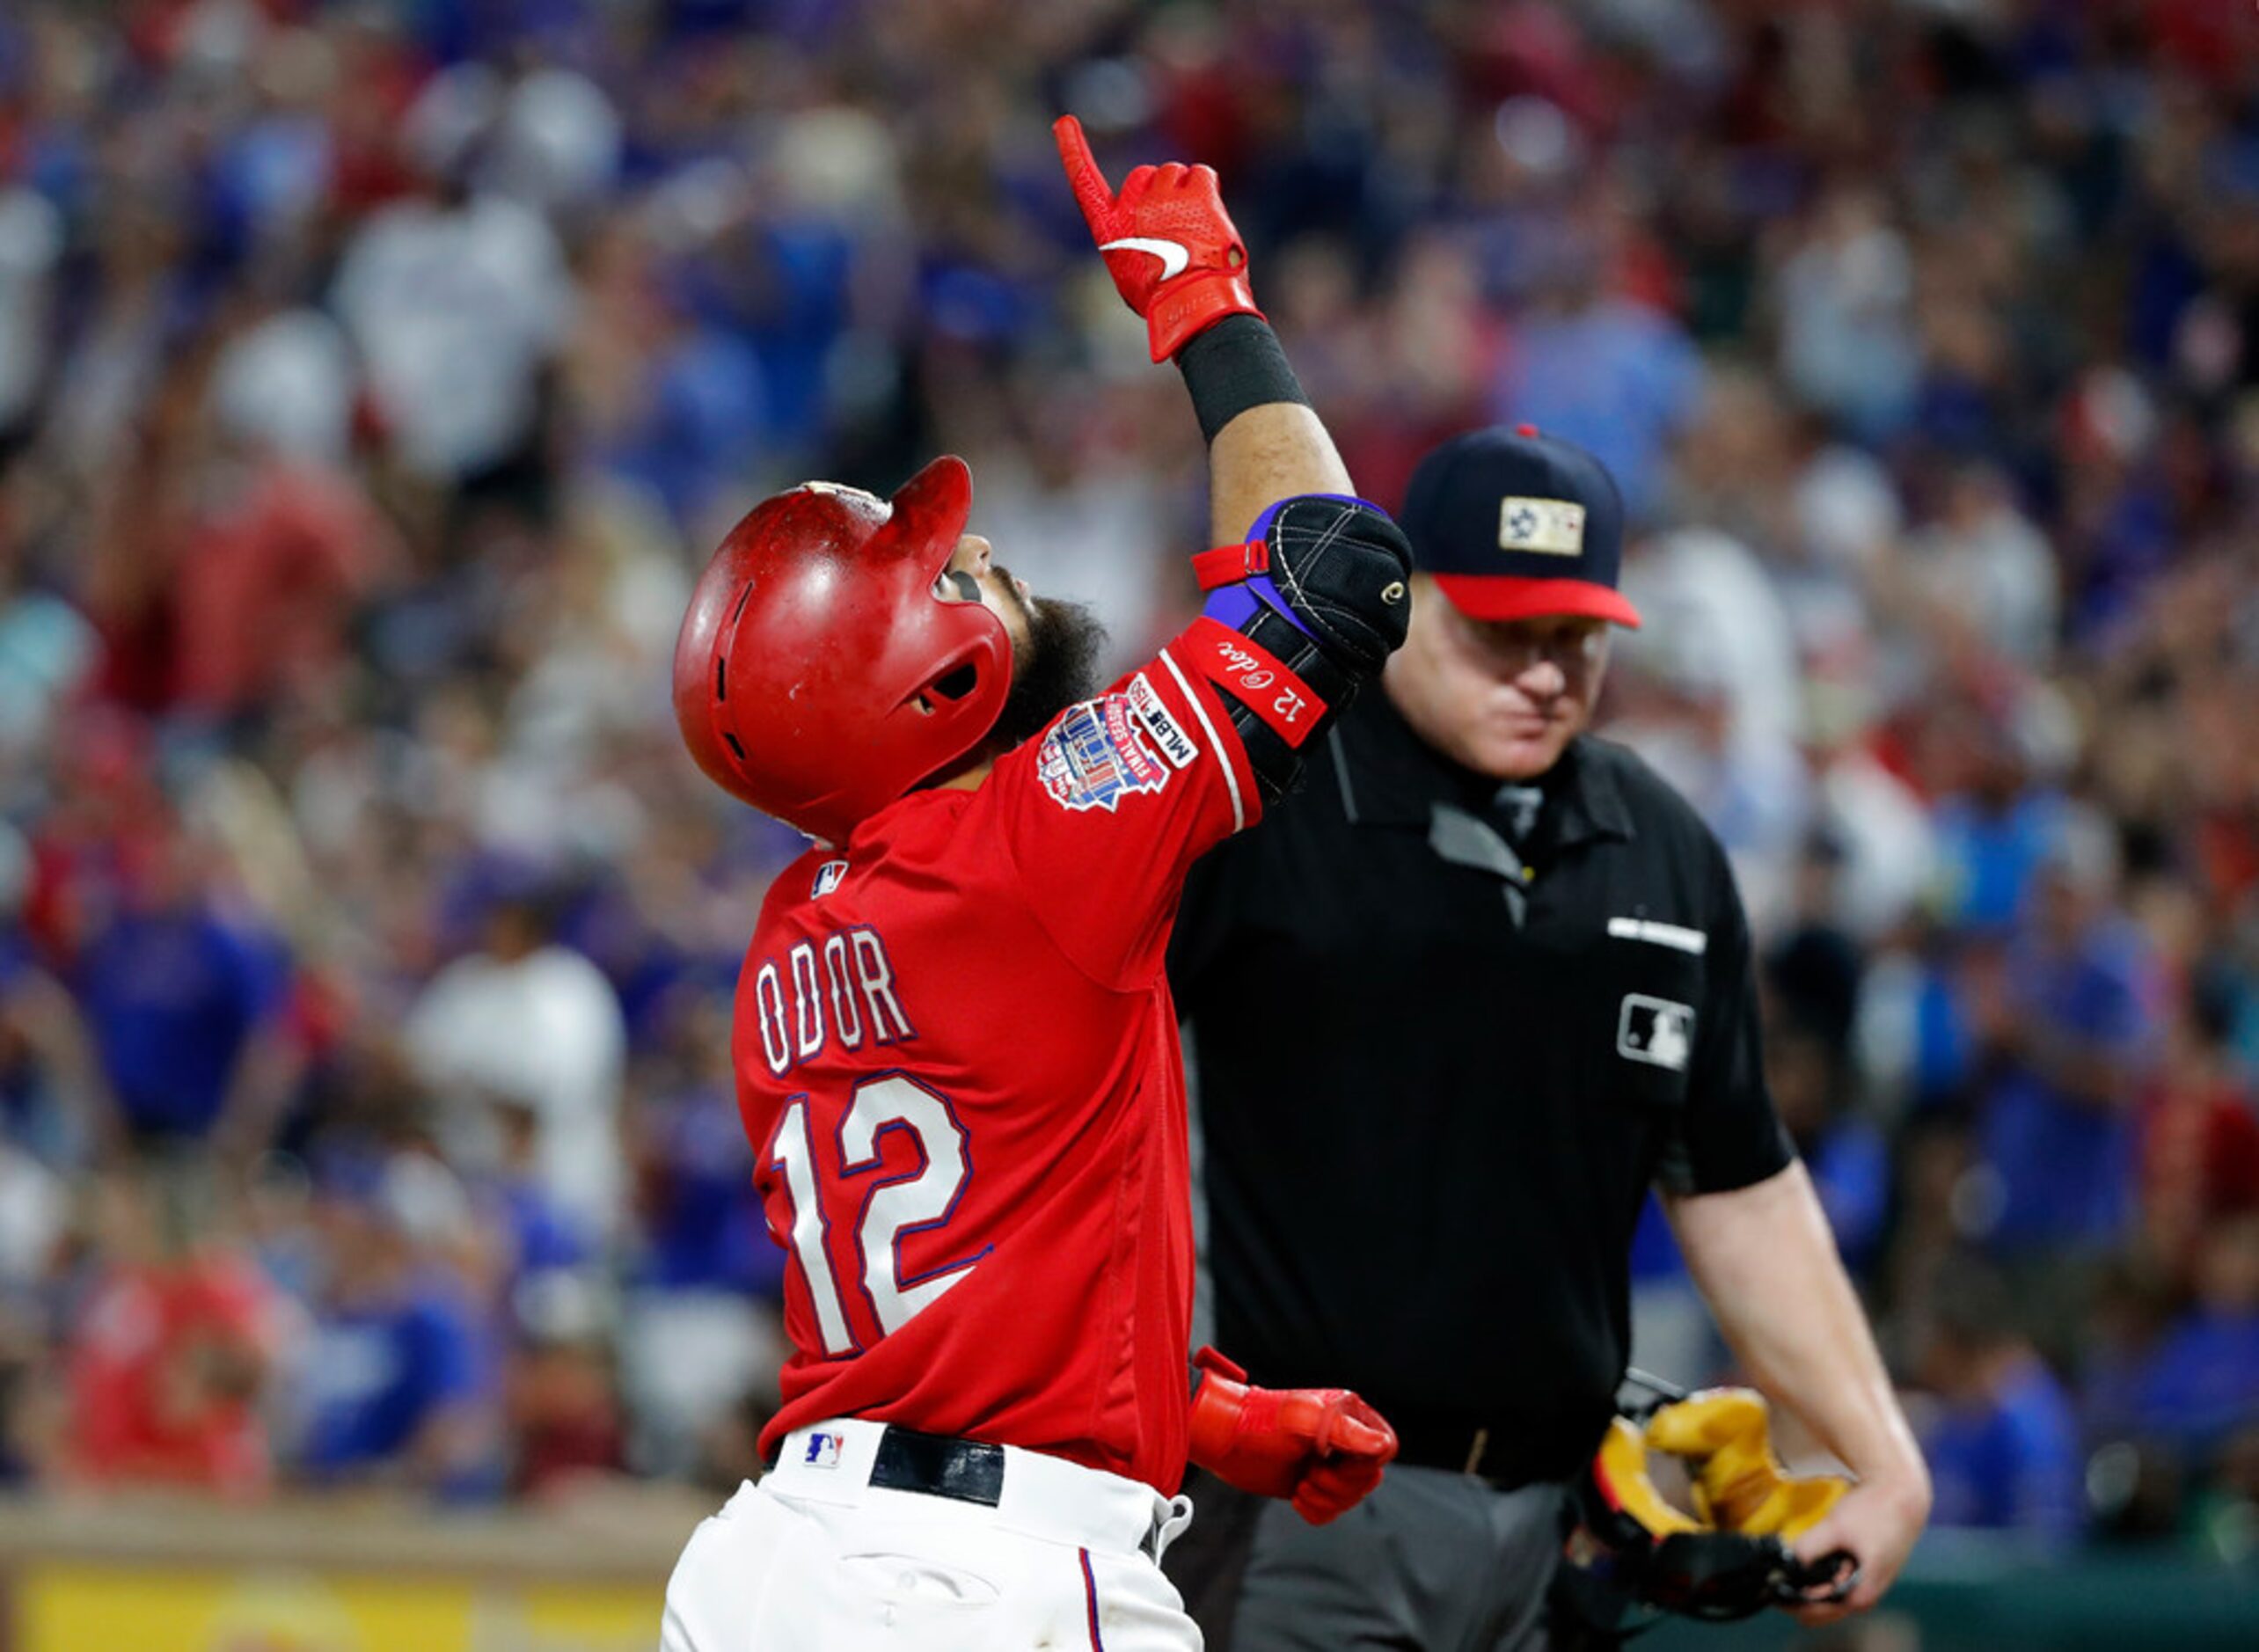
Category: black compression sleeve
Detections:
[{"x1": 1175, "y1": 315, "x2": 1311, "y2": 443}]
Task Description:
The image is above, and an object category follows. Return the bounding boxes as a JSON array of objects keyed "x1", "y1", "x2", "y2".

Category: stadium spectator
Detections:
[
  {"x1": 1971, "y1": 813, "x2": 2164, "y2": 1261},
  {"x1": 71, "y1": 821, "x2": 296, "y2": 1158},
  {"x1": 329, "y1": 69, "x2": 573, "y2": 494},
  {"x1": 2124, "y1": 1216, "x2": 2259, "y2": 1460},
  {"x1": 61, "y1": 1159, "x2": 282, "y2": 1496},
  {"x1": 2140, "y1": 979, "x2": 2259, "y2": 1287},
  {"x1": 618, "y1": 988, "x2": 784, "y2": 1479},
  {"x1": 404, "y1": 881, "x2": 627, "y2": 1247},
  {"x1": 1764, "y1": 843, "x2": 1892, "y2": 1275},
  {"x1": 289, "y1": 1150, "x2": 500, "y2": 1498},
  {"x1": 1912, "y1": 1261, "x2": 2086, "y2": 1541},
  {"x1": 505, "y1": 1270, "x2": 627, "y2": 1500},
  {"x1": 1486, "y1": 206, "x2": 1706, "y2": 520}
]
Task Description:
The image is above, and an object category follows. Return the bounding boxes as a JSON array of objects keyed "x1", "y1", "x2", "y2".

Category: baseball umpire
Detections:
[
  {"x1": 1165, "y1": 426, "x2": 1932, "y2": 1648},
  {"x1": 657, "y1": 120, "x2": 1410, "y2": 1650}
]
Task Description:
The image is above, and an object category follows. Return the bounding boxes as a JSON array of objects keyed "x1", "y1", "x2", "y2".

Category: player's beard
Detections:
[{"x1": 988, "y1": 594, "x2": 1108, "y2": 753}]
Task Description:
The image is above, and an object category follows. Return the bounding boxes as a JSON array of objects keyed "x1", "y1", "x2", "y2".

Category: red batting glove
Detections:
[
  {"x1": 1187, "y1": 1346, "x2": 1398, "y2": 1525},
  {"x1": 1054, "y1": 114, "x2": 1264, "y2": 362}
]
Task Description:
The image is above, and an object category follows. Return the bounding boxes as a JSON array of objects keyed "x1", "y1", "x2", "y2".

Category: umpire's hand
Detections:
[{"x1": 1786, "y1": 1472, "x2": 1932, "y2": 1624}]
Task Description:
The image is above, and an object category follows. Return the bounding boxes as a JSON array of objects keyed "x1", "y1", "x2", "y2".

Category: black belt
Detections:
[
  {"x1": 1385, "y1": 1413, "x2": 1571, "y2": 1488},
  {"x1": 857, "y1": 1426, "x2": 1169, "y2": 1561}
]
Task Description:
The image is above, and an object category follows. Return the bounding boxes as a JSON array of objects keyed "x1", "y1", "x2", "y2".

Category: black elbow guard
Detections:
[{"x1": 1184, "y1": 493, "x2": 1414, "y2": 800}]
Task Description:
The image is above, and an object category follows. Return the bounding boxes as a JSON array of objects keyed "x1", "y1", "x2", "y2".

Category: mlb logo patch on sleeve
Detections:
[
  {"x1": 1126, "y1": 672, "x2": 1198, "y2": 769},
  {"x1": 1618, "y1": 995, "x2": 1694, "y2": 1071},
  {"x1": 1036, "y1": 694, "x2": 1173, "y2": 813}
]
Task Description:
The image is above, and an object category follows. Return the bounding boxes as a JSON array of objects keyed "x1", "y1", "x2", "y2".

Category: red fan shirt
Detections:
[
  {"x1": 740, "y1": 640, "x2": 1259, "y2": 1495},
  {"x1": 67, "y1": 1252, "x2": 278, "y2": 1495}
]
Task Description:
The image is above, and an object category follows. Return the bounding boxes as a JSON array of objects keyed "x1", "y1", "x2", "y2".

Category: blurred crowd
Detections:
[{"x1": 0, "y1": 0, "x2": 2255, "y2": 1560}]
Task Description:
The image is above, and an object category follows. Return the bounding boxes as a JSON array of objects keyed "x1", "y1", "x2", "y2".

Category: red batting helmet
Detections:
[{"x1": 673, "y1": 456, "x2": 1012, "y2": 844}]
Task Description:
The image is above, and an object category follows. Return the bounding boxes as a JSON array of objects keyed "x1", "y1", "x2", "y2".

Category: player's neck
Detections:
[{"x1": 933, "y1": 760, "x2": 995, "y2": 793}]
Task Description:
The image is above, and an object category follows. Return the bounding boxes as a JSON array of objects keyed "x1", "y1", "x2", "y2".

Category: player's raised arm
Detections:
[{"x1": 1055, "y1": 113, "x2": 1411, "y2": 803}]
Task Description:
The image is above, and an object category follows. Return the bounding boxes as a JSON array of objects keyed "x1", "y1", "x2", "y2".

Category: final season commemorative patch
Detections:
[{"x1": 1037, "y1": 689, "x2": 1175, "y2": 813}]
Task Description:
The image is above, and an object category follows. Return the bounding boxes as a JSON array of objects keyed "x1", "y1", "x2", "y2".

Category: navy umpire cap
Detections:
[{"x1": 1398, "y1": 424, "x2": 1641, "y2": 628}]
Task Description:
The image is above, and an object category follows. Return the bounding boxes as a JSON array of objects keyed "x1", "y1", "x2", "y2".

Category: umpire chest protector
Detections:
[{"x1": 1169, "y1": 688, "x2": 1789, "y2": 1488}]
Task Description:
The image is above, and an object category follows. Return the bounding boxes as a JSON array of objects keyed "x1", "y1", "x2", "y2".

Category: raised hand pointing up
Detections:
[{"x1": 1054, "y1": 114, "x2": 1264, "y2": 362}]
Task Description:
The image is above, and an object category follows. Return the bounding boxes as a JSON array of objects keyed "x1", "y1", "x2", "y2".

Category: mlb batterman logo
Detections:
[{"x1": 1618, "y1": 994, "x2": 1694, "y2": 1071}]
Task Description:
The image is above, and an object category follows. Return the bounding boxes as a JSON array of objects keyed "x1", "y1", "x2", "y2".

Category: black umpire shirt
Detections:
[{"x1": 1168, "y1": 686, "x2": 1795, "y2": 1488}]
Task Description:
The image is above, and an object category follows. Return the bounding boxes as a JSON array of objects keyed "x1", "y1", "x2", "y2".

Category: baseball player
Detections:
[{"x1": 657, "y1": 119, "x2": 1409, "y2": 1651}]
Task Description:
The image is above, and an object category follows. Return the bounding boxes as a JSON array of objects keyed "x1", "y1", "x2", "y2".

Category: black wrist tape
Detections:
[{"x1": 1176, "y1": 315, "x2": 1310, "y2": 443}]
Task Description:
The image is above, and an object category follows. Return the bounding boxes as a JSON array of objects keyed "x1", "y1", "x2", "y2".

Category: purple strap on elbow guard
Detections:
[{"x1": 1198, "y1": 493, "x2": 1381, "y2": 642}]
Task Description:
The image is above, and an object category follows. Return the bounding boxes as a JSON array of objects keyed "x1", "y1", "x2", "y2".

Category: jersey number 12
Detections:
[{"x1": 767, "y1": 1073, "x2": 983, "y2": 1356}]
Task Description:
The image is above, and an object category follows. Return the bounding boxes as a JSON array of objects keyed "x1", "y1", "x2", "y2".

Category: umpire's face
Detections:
[{"x1": 1385, "y1": 575, "x2": 1612, "y2": 780}]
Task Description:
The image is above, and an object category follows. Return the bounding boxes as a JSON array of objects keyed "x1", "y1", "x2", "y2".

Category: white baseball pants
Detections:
[{"x1": 662, "y1": 1418, "x2": 1202, "y2": 1651}]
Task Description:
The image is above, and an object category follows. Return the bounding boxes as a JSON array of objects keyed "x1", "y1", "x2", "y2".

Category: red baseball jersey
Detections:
[{"x1": 738, "y1": 639, "x2": 1260, "y2": 1494}]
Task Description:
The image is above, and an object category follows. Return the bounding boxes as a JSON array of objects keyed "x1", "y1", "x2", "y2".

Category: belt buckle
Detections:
[{"x1": 870, "y1": 1426, "x2": 1005, "y2": 1508}]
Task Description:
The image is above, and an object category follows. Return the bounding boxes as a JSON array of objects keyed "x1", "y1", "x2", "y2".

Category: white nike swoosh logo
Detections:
[{"x1": 1099, "y1": 237, "x2": 1190, "y2": 281}]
